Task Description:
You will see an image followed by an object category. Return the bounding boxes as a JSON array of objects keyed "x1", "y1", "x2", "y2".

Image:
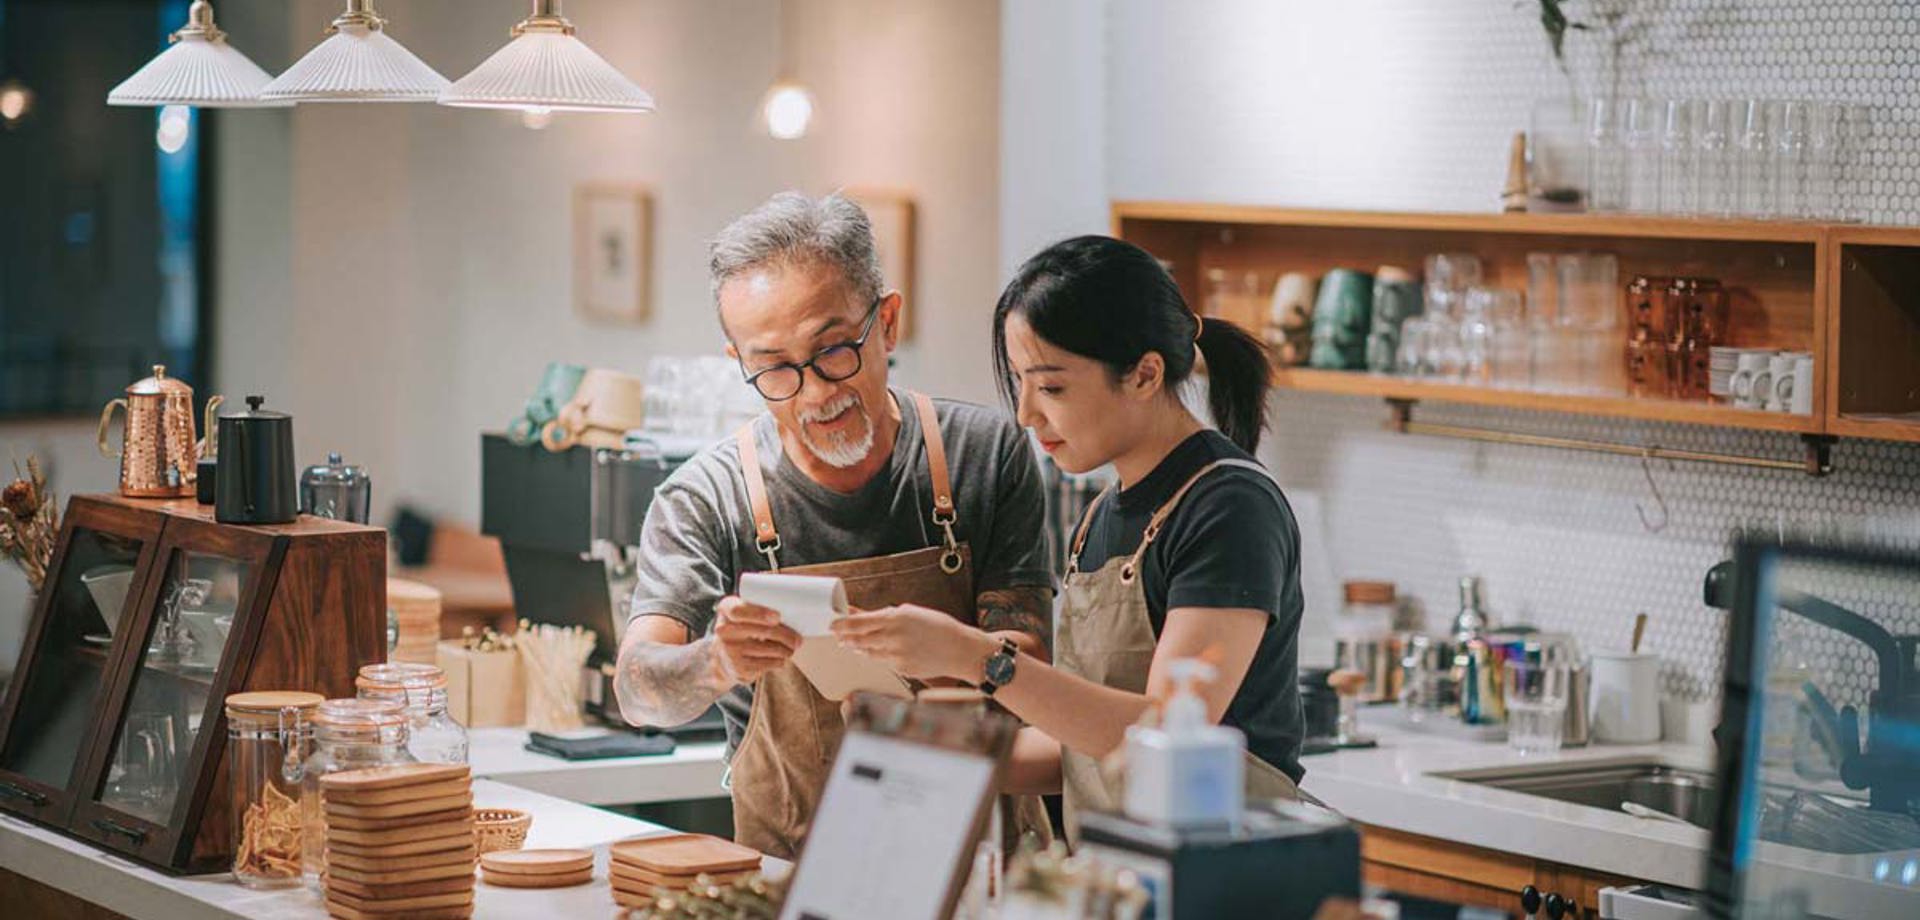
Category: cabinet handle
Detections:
[
  {"x1": 91, "y1": 818, "x2": 149, "y2": 843},
  {"x1": 0, "y1": 781, "x2": 48, "y2": 806}
]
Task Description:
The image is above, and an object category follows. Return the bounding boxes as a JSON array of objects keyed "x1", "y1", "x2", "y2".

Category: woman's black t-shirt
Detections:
[{"x1": 1071, "y1": 430, "x2": 1307, "y2": 783}]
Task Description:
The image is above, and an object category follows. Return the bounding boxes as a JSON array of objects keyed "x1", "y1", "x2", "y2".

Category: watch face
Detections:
[{"x1": 985, "y1": 653, "x2": 1016, "y2": 687}]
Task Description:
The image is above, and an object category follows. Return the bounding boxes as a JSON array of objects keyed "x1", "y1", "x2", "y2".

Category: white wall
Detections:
[
  {"x1": 254, "y1": 0, "x2": 1003, "y2": 526},
  {"x1": 998, "y1": 0, "x2": 1108, "y2": 279}
]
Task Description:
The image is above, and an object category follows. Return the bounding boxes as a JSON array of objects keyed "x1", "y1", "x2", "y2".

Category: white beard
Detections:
[{"x1": 797, "y1": 391, "x2": 875, "y2": 469}]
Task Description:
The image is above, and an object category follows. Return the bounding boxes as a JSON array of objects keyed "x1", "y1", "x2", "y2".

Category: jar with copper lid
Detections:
[
  {"x1": 1333, "y1": 581, "x2": 1402, "y2": 703},
  {"x1": 224, "y1": 691, "x2": 322, "y2": 889},
  {"x1": 357, "y1": 662, "x2": 468, "y2": 765},
  {"x1": 300, "y1": 698, "x2": 413, "y2": 881}
]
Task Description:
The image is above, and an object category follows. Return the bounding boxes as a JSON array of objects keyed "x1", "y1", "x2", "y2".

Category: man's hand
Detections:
[{"x1": 712, "y1": 596, "x2": 803, "y2": 683}]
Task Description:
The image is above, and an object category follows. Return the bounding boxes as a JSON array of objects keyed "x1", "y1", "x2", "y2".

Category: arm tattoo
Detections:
[
  {"x1": 977, "y1": 585, "x2": 1054, "y2": 656},
  {"x1": 614, "y1": 635, "x2": 733, "y2": 728}
]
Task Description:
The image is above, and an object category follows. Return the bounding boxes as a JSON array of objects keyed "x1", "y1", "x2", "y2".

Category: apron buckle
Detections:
[
  {"x1": 757, "y1": 534, "x2": 782, "y2": 571},
  {"x1": 940, "y1": 549, "x2": 964, "y2": 575}
]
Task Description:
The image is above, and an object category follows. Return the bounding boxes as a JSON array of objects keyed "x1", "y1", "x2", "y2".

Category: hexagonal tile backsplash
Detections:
[{"x1": 1262, "y1": 391, "x2": 1920, "y2": 709}]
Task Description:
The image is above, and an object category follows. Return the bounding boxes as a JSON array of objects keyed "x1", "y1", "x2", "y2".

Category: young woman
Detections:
[{"x1": 832, "y1": 235, "x2": 1308, "y2": 838}]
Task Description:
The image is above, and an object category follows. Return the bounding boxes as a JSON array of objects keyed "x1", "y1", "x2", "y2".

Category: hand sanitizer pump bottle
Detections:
[{"x1": 1123, "y1": 659, "x2": 1246, "y2": 830}]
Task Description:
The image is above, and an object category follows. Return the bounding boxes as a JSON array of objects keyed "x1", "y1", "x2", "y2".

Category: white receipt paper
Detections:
[
  {"x1": 738, "y1": 572, "x2": 911, "y2": 701},
  {"x1": 738, "y1": 572, "x2": 845, "y2": 637}
]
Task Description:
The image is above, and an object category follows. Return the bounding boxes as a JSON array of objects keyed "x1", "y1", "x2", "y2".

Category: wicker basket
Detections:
[{"x1": 474, "y1": 808, "x2": 532, "y2": 854}]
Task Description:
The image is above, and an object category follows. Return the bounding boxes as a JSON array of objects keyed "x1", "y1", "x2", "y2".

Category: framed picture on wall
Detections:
[
  {"x1": 573, "y1": 184, "x2": 652, "y2": 323},
  {"x1": 845, "y1": 189, "x2": 916, "y2": 340}
]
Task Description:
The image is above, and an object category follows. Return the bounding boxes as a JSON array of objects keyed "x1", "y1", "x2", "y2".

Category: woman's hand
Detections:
[{"x1": 831, "y1": 604, "x2": 997, "y2": 682}]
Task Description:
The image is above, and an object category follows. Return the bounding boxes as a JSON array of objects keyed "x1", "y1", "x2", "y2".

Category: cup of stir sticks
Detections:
[{"x1": 515, "y1": 620, "x2": 596, "y2": 732}]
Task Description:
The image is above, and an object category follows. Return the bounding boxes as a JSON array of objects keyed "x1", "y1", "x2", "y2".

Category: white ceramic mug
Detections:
[
  {"x1": 1589, "y1": 651, "x2": 1662, "y2": 744},
  {"x1": 1766, "y1": 353, "x2": 1798, "y2": 412},
  {"x1": 1728, "y1": 352, "x2": 1772, "y2": 409},
  {"x1": 1791, "y1": 355, "x2": 1815, "y2": 416}
]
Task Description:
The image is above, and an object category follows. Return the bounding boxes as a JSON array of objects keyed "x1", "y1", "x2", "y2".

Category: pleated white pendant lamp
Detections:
[
  {"x1": 439, "y1": 0, "x2": 654, "y2": 114},
  {"x1": 107, "y1": 1, "x2": 288, "y2": 108},
  {"x1": 262, "y1": 0, "x2": 448, "y2": 103}
]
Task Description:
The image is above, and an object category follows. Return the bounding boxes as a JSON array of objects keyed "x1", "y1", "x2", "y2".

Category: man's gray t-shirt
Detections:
[{"x1": 627, "y1": 388, "x2": 1054, "y2": 753}]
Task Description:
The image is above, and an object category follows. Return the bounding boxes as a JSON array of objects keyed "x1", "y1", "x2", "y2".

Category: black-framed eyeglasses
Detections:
[{"x1": 738, "y1": 296, "x2": 883, "y2": 401}]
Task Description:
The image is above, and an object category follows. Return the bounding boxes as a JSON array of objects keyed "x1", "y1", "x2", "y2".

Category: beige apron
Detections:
[
  {"x1": 1056, "y1": 458, "x2": 1304, "y2": 844},
  {"x1": 725, "y1": 391, "x2": 1052, "y2": 860}
]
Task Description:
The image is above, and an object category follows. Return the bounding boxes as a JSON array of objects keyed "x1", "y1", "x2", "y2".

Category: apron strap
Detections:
[
  {"x1": 1063, "y1": 487, "x2": 1111, "y2": 577},
  {"x1": 733, "y1": 392, "x2": 965, "y2": 575},
  {"x1": 735, "y1": 424, "x2": 781, "y2": 571},
  {"x1": 1121, "y1": 458, "x2": 1272, "y2": 584},
  {"x1": 909, "y1": 391, "x2": 966, "y2": 575}
]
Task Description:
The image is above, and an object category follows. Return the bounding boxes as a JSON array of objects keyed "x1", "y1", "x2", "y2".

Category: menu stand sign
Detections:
[{"x1": 778, "y1": 692, "x2": 1016, "y2": 920}]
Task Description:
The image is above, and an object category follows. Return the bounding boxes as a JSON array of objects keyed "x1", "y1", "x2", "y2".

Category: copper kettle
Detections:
[{"x1": 96, "y1": 365, "x2": 222, "y2": 498}]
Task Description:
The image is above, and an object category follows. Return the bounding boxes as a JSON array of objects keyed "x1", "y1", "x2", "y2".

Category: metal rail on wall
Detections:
[{"x1": 1382, "y1": 399, "x2": 1838, "y2": 477}]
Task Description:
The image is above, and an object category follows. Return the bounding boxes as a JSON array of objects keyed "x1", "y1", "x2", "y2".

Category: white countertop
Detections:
[
  {"x1": 0, "y1": 780, "x2": 733, "y2": 920},
  {"x1": 1298, "y1": 719, "x2": 1920, "y2": 920},
  {"x1": 468, "y1": 727, "x2": 727, "y2": 806}
]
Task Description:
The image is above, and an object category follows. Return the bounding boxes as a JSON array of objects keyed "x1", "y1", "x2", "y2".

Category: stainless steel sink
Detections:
[{"x1": 1437, "y1": 760, "x2": 1718, "y2": 828}]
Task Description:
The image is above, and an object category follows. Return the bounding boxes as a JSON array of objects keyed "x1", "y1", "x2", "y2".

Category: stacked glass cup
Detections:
[{"x1": 1587, "y1": 98, "x2": 1872, "y2": 220}]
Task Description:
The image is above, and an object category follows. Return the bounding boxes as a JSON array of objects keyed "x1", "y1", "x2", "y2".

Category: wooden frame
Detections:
[
  {"x1": 0, "y1": 500, "x2": 163, "y2": 828},
  {"x1": 1113, "y1": 203, "x2": 1920, "y2": 444},
  {"x1": 845, "y1": 189, "x2": 918, "y2": 340},
  {"x1": 573, "y1": 183, "x2": 653, "y2": 324},
  {"x1": 67, "y1": 518, "x2": 283, "y2": 867}
]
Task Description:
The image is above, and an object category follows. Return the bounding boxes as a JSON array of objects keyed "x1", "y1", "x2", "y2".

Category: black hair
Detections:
[{"x1": 991, "y1": 235, "x2": 1272, "y2": 453}]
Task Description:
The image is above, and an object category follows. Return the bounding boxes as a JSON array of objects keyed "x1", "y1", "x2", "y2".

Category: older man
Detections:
[{"x1": 614, "y1": 192, "x2": 1053, "y2": 859}]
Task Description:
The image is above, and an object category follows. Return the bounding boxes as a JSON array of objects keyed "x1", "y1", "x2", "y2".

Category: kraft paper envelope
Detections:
[{"x1": 738, "y1": 573, "x2": 912, "y2": 701}]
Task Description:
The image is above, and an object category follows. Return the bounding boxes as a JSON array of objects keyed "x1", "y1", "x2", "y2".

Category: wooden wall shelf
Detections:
[{"x1": 1115, "y1": 202, "x2": 1920, "y2": 453}]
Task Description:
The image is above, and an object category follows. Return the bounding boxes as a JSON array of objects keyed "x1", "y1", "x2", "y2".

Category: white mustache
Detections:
[{"x1": 798, "y1": 391, "x2": 861, "y2": 424}]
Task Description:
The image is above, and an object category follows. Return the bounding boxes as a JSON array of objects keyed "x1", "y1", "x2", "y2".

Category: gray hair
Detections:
[{"x1": 708, "y1": 191, "x2": 885, "y2": 308}]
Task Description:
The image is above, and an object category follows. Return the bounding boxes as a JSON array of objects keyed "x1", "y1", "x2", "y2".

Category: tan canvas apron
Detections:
[
  {"x1": 1055, "y1": 458, "x2": 1304, "y2": 844},
  {"x1": 725, "y1": 391, "x2": 1051, "y2": 859}
]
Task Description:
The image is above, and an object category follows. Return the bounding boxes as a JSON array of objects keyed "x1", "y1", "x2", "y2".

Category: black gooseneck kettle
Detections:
[{"x1": 215, "y1": 395, "x2": 298, "y2": 524}]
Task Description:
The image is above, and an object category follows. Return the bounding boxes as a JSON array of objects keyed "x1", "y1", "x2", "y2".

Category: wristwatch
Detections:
[{"x1": 980, "y1": 637, "x2": 1019, "y2": 696}]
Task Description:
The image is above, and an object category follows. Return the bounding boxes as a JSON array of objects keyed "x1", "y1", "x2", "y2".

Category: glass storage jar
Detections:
[
  {"x1": 357, "y1": 662, "x2": 469, "y2": 765},
  {"x1": 224, "y1": 691, "x2": 323, "y2": 889},
  {"x1": 300, "y1": 698, "x2": 413, "y2": 881}
]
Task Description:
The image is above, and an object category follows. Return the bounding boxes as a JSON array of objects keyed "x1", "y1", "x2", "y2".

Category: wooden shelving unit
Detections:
[{"x1": 1114, "y1": 203, "x2": 1920, "y2": 463}]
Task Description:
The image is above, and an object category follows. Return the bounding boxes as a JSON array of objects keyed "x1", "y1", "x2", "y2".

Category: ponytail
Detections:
[
  {"x1": 993, "y1": 235, "x2": 1272, "y2": 452},
  {"x1": 1194, "y1": 316, "x2": 1273, "y2": 453}
]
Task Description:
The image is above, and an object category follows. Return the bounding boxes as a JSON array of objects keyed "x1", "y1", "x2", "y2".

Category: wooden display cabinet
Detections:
[
  {"x1": 0, "y1": 495, "x2": 386, "y2": 873},
  {"x1": 1360, "y1": 823, "x2": 1640, "y2": 920},
  {"x1": 1827, "y1": 226, "x2": 1920, "y2": 443}
]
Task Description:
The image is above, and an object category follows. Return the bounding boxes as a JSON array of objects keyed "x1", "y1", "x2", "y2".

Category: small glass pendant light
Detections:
[{"x1": 759, "y1": 0, "x2": 814, "y2": 140}]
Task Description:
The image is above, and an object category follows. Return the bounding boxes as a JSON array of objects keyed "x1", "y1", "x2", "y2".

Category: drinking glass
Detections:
[
  {"x1": 641, "y1": 356, "x2": 685, "y2": 435},
  {"x1": 1693, "y1": 100, "x2": 1737, "y2": 216},
  {"x1": 1838, "y1": 103, "x2": 1874, "y2": 222},
  {"x1": 1771, "y1": 100, "x2": 1811, "y2": 218},
  {"x1": 1623, "y1": 98, "x2": 1662, "y2": 213},
  {"x1": 1504, "y1": 660, "x2": 1569, "y2": 755},
  {"x1": 1658, "y1": 99, "x2": 1696, "y2": 214},
  {"x1": 1422, "y1": 253, "x2": 1482, "y2": 320},
  {"x1": 1804, "y1": 102, "x2": 1844, "y2": 220},
  {"x1": 1461, "y1": 288, "x2": 1529, "y2": 388},
  {"x1": 1559, "y1": 253, "x2": 1624, "y2": 394},
  {"x1": 1394, "y1": 316, "x2": 1433, "y2": 378},
  {"x1": 1587, "y1": 97, "x2": 1627, "y2": 212},
  {"x1": 1736, "y1": 99, "x2": 1775, "y2": 217},
  {"x1": 1527, "y1": 99, "x2": 1589, "y2": 212}
]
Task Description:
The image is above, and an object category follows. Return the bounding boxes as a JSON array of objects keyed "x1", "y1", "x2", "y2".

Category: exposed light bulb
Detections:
[
  {"x1": 521, "y1": 105, "x2": 553, "y2": 130},
  {"x1": 0, "y1": 80, "x2": 33, "y2": 126},
  {"x1": 156, "y1": 104, "x2": 192, "y2": 153},
  {"x1": 762, "y1": 81, "x2": 813, "y2": 140}
]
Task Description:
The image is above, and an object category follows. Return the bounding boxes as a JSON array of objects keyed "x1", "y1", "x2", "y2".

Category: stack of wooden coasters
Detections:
[
  {"x1": 319, "y1": 763, "x2": 477, "y2": 920},
  {"x1": 479, "y1": 848, "x2": 594, "y2": 888},
  {"x1": 608, "y1": 833, "x2": 762, "y2": 910}
]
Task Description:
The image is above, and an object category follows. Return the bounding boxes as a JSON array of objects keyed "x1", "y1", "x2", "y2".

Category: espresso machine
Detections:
[{"x1": 479, "y1": 433, "x2": 722, "y2": 736}]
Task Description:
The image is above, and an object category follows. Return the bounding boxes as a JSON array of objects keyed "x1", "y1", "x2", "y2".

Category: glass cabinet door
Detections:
[
  {"x1": 73, "y1": 523, "x2": 274, "y2": 863},
  {"x1": 0, "y1": 501, "x2": 160, "y2": 823}
]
